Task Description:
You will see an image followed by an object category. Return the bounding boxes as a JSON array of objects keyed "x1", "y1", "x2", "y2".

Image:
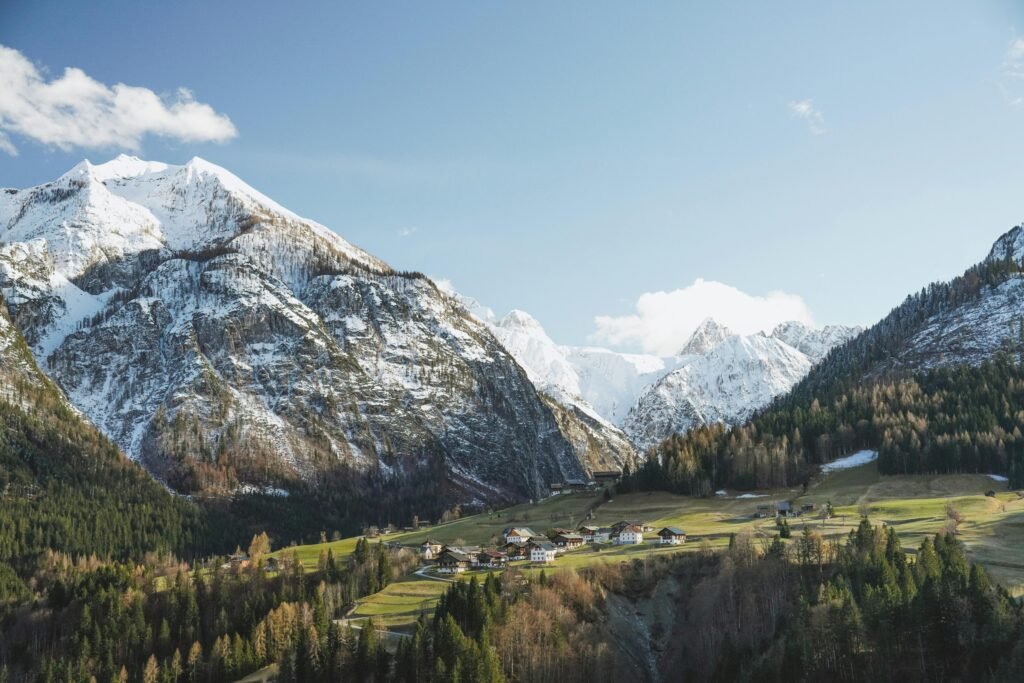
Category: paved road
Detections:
[{"x1": 413, "y1": 566, "x2": 455, "y2": 583}]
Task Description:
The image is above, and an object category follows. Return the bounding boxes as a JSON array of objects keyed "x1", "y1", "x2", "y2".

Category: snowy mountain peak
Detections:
[
  {"x1": 986, "y1": 225, "x2": 1024, "y2": 264},
  {"x1": 623, "y1": 319, "x2": 861, "y2": 450},
  {"x1": 679, "y1": 317, "x2": 733, "y2": 356},
  {"x1": 91, "y1": 154, "x2": 170, "y2": 181},
  {"x1": 498, "y1": 309, "x2": 546, "y2": 332},
  {"x1": 0, "y1": 157, "x2": 632, "y2": 505}
]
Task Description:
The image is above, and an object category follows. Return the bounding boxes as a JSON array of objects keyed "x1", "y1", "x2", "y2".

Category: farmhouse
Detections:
[
  {"x1": 591, "y1": 527, "x2": 613, "y2": 543},
  {"x1": 224, "y1": 552, "x2": 249, "y2": 571},
  {"x1": 657, "y1": 527, "x2": 686, "y2": 545},
  {"x1": 776, "y1": 501, "x2": 793, "y2": 518},
  {"x1": 530, "y1": 542, "x2": 557, "y2": 564},
  {"x1": 503, "y1": 527, "x2": 539, "y2": 545},
  {"x1": 755, "y1": 504, "x2": 772, "y2": 518},
  {"x1": 419, "y1": 540, "x2": 443, "y2": 560},
  {"x1": 476, "y1": 550, "x2": 508, "y2": 569},
  {"x1": 552, "y1": 533, "x2": 584, "y2": 551},
  {"x1": 437, "y1": 549, "x2": 472, "y2": 574},
  {"x1": 615, "y1": 525, "x2": 645, "y2": 545},
  {"x1": 503, "y1": 542, "x2": 529, "y2": 560},
  {"x1": 577, "y1": 525, "x2": 600, "y2": 542}
]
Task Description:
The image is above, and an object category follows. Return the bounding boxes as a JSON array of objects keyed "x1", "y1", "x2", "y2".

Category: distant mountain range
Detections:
[
  {"x1": 455, "y1": 291, "x2": 861, "y2": 452},
  {"x1": 18, "y1": 154, "x2": 1003, "y2": 511}
]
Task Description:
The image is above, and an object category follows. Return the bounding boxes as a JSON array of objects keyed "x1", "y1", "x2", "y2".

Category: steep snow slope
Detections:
[
  {"x1": 623, "y1": 332, "x2": 815, "y2": 450},
  {"x1": 441, "y1": 293, "x2": 639, "y2": 469},
  {"x1": 621, "y1": 320, "x2": 861, "y2": 450},
  {"x1": 453, "y1": 295, "x2": 857, "y2": 454},
  {"x1": 0, "y1": 156, "x2": 593, "y2": 503},
  {"x1": 771, "y1": 321, "x2": 862, "y2": 362}
]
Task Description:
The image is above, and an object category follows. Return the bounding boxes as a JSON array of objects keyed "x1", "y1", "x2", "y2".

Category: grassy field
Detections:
[
  {"x1": 270, "y1": 462, "x2": 1024, "y2": 597},
  {"x1": 347, "y1": 576, "x2": 452, "y2": 628}
]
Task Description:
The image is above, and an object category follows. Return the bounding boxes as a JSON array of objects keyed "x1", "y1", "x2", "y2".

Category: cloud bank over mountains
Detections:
[{"x1": 591, "y1": 278, "x2": 815, "y2": 356}]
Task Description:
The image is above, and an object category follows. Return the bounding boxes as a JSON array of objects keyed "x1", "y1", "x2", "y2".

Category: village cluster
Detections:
[{"x1": 420, "y1": 520, "x2": 688, "y2": 574}]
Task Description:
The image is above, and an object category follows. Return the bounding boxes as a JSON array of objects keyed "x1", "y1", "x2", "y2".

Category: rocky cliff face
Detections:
[{"x1": 0, "y1": 155, "x2": 593, "y2": 503}]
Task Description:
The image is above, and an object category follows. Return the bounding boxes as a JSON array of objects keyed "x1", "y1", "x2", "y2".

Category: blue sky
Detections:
[{"x1": 2, "y1": 1, "x2": 1024, "y2": 352}]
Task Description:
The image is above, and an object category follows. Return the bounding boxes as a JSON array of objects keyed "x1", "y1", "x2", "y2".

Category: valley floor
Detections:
[{"x1": 272, "y1": 461, "x2": 1024, "y2": 635}]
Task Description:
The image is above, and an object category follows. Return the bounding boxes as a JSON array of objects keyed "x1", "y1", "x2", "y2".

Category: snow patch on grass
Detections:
[{"x1": 821, "y1": 450, "x2": 878, "y2": 473}]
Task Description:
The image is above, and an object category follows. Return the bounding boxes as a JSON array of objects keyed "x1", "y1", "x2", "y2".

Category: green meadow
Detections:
[{"x1": 272, "y1": 460, "x2": 1024, "y2": 629}]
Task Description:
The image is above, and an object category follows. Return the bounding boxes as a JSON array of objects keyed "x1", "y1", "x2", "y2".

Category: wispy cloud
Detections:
[
  {"x1": 0, "y1": 44, "x2": 236, "y2": 156},
  {"x1": 398, "y1": 226, "x2": 418, "y2": 238},
  {"x1": 999, "y1": 37, "x2": 1024, "y2": 107},
  {"x1": 590, "y1": 279, "x2": 814, "y2": 356},
  {"x1": 788, "y1": 99, "x2": 826, "y2": 135},
  {"x1": 1003, "y1": 38, "x2": 1024, "y2": 79}
]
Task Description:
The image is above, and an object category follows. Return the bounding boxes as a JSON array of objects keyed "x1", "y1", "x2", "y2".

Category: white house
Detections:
[
  {"x1": 530, "y1": 542, "x2": 556, "y2": 564},
  {"x1": 592, "y1": 528, "x2": 613, "y2": 543},
  {"x1": 615, "y1": 525, "x2": 644, "y2": 545},
  {"x1": 657, "y1": 527, "x2": 686, "y2": 545},
  {"x1": 419, "y1": 540, "x2": 443, "y2": 560},
  {"x1": 503, "y1": 527, "x2": 539, "y2": 545}
]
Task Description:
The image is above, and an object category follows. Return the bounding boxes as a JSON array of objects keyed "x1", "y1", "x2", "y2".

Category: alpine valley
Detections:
[{"x1": 0, "y1": 155, "x2": 860, "y2": 517}]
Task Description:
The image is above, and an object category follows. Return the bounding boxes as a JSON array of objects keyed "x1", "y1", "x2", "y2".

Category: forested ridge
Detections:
[
  {"x1": 789, "y1": 240, "x2": 1024, "y2": 401},
  {"x1": 624, "y1": 354, "x2": 1024, "y2": 495}
]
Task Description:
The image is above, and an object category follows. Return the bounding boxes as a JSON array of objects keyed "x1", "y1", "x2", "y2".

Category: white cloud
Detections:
[
  {"x1": 788, "y1": 99, "x2": 825, "y2": 135},
  {"x1": 0, "y1": 44, "x2": 237, "y2": 156},
  {"x1": 590, "y1": 279, "x2": 815, "y2": 356},
  {"x1": 1000, "y1": 37, "x2": 1024, "y2": 107},
  {"x1": 398, "y1": 226, "x2": 418, "y2": 237},
  {"x1": 1004, "y1": 37, "x2": 1024, "y2": 79}
]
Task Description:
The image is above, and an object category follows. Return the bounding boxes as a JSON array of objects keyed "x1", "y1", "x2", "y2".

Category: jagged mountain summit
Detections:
[
  {"x1": 622, "y1": 320, "x2": 862, "y2": 451},
  {"x1": 678, "y1": 318, "x2": 733, "y2": 356},
  {"x1": 0, "y1": 155, "x2": 617, "y2": 505},
  {"x1": 449, "y1": 288, "x2": 860, "y2": 453}
]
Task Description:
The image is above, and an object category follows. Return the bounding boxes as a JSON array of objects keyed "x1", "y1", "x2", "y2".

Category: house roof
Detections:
[
  {"x1": 504, "y1": 527, "x2": 538, "y2": 537},
  {"x1": 556, "y1": 533, "x2": 583, "y2": 541},
  {"x1": 578, "y1": 525, "x2": 600, "y2": 532},
  {"x1": 479, "y1": 550, "x2": 506, "y2": 559},
  {"x1": 776, "y1": 501, "x2": 792, "y2": 511},
  {"x1": 659, "y1": 527, "x2": 686, "y2": 536},
  {"x1": 531, "y1": 542, "x2": 555, "y2": 551},
  {"x1": 439, "y1": 549, "x2": 471, "y2": 562}
]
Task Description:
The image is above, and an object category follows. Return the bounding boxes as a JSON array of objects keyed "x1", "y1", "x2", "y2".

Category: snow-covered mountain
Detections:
[
  {"x1": 793, "y1": 224, "x2": 1024, "y2": 396},
  {"x1": 622, "y1": 319, "x2": 861, "y2": 450},
  {"x1": 442, "y1": 295, "x2": 641, "y2": 470},
  {"x1": 451, "y1": 295, "x2": 859, "y2": 454},
  {"x1": 0, "y1": 155, "x2": 618, "y2": 504}
]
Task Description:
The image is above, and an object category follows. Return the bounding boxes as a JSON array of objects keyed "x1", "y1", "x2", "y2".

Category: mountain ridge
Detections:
[{"x1": 0, "y1": 156, "x2": 618, "y2": 508}]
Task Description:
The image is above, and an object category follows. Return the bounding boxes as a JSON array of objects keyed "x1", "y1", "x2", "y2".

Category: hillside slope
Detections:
[{"x1": 0, "y1": 156, "x2": 595, "y2": 506}]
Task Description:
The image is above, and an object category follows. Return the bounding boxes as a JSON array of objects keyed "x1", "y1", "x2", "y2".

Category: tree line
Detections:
[{"x1": 622, "y1": 354, "x2": 1024, "y2": 495}]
